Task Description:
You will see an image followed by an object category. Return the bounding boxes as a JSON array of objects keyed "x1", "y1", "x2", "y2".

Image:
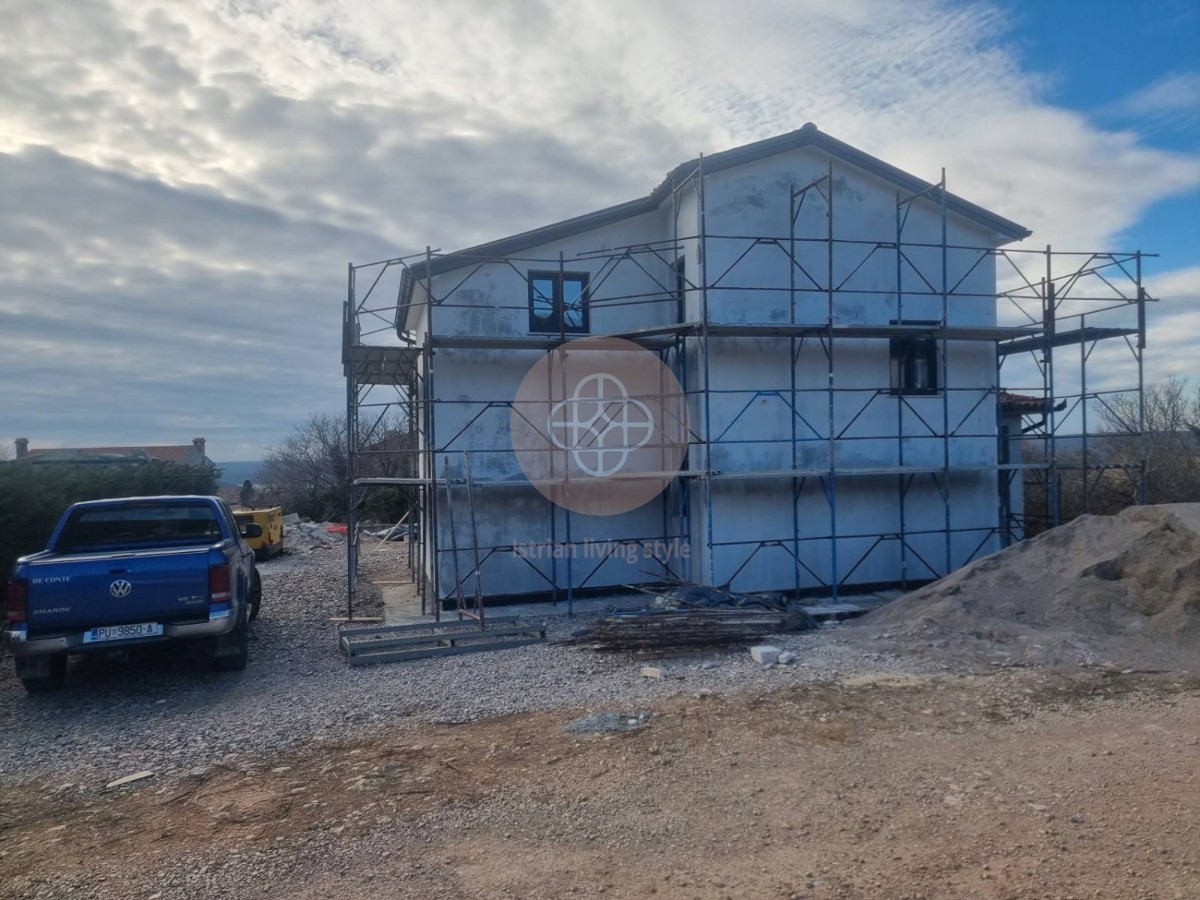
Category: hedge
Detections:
[{"x1": 0, "y1": 462, "x2": 219, "y2": 577}]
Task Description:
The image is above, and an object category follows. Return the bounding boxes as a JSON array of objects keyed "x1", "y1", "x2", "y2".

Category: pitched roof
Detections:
[
  {"x1": 999, "y1": 391, "x2": 1066, "y2": 415},
  {"x1": 399, "y1": 123, "x2": 1031, "y2": 304},
  {"x1": 23, "y1": 445, "x2": 199, "y2": 464}
]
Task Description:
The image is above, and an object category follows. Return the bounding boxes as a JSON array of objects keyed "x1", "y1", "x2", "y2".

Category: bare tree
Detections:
[
  {"x1": 1092, "y1": 377, "x2": 1200, "y2": 507},
  {"x1": 257, "y1": 414, "x2": 349, "y2": 521},
  {"x1": 257, "y1": 413, "x2": 416, "y2": 521}
]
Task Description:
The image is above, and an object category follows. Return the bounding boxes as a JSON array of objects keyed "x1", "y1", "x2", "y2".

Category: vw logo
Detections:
[{"x1": 109, "y1": 579, "x2": 133, "y2": 599}]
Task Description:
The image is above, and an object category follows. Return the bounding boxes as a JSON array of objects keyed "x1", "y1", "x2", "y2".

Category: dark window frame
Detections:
[
  {"x1": 673, "y1": 255, "x2": 686, "y2": 323},
  {"x1": 998, "y1": 424, "x2": 1011, "y2": 465},
  {"x1": 889, "y1": 320, "x2": 941, "y2": 396},
  {"x1": 528, "y1": 270, "x2": 589, "y2": 335}
]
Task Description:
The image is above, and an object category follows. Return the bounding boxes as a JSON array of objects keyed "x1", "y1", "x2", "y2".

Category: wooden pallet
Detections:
[{"x1": 339, "y1": 619, "x2": 547, "y2": 667}]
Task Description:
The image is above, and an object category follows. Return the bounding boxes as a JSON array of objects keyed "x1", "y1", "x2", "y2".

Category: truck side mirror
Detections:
[{"x1": 241, "y1": 523, "x2": 263, "y2": 539}]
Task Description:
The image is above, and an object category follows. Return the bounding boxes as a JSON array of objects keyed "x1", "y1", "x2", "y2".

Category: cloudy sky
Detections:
[{"x1": 2, "y1": 0, "x2": 1197, "y2": 462}]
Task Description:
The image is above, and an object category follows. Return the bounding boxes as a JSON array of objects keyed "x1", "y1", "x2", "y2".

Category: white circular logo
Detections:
[
  {"x1": 547, "y1": 372, "x2": 656, "y2": 477},
  {"x1": 511, "y1": 337, "x2": 689, "y2": 516},
  {"x1": 109, "y1": 579, "x2": 132, "y2": 599}
]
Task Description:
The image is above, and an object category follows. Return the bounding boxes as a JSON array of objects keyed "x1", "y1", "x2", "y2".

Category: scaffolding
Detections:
[{"x1": 342, "y1": 158, "x2": 1151, "y2": 619}]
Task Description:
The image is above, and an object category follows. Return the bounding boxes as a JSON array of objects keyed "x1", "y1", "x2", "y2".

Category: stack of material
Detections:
[
  {"x1": 286, "y1": 520, "x2": 346, "y2": 554},
  {"x1": 565, "y1": 585, "x2": 816, "y2": 651},
  {"x1": 863, "y1": 503, "x2": 1200, "y2": 668},
  {"x1": 565, "y1": 607, "x2": 809, "y2": 651},
  {"x1": 651, "y1": 584, "x2": 801, "y2": 613}
]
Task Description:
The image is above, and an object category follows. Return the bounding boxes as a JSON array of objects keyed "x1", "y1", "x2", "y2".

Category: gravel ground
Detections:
[
  {"x1": 0, "y1": 548, "x2": 945, "y2": 787},
  {"x1": 3, "y1": 549, "x2": 1198, "y2": 900},
  {"x1": 4, "y1": 667, "x2": 1198, "y2": 900}
]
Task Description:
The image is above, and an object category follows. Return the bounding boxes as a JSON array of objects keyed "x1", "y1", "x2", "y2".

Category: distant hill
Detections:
[{"x1": 216, "y1": 461, "x2": 264, "y2": 488}]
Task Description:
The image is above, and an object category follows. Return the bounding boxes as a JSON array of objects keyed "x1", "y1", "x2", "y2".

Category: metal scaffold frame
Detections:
[{"x1": 342, "y1": 162, "x2": 1152, "y2": 618}]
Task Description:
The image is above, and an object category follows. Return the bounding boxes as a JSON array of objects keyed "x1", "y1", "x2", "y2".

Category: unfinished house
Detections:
[{"x1": 344, "y1": 124, "x2": 1149, "y2": 615}]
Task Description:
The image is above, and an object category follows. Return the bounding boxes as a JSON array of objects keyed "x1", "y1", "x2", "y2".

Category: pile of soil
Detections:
[{"x1": 864, "y1": 503, "x2": 1200, "y2": 668}]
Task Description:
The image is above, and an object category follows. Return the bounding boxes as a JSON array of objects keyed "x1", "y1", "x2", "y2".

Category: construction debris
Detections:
[
  {"x1": 286, "y1": 519, "x2": 346, "y2": 554},
  {"x1": 368, "y1": 524, "x2": 415, "y2": 542},
  {"x1": 105, "y1": 771, "x2": 155, "y2": 789},
  {"x1": 750, "y1": 645, "x2": 781, "y2": 665},
  {"x1": 566, "y1": 607, "x2": 812, "y2": 652},
  {"x1": 649, "y1": 583, "x2": 805, "y2": 614},
  {"x1": 865, "y1": 503, "x2": 1200, "y2": 667},
  {"x1": 563, "y1": 711, "x2": 652, "y2": 735},
  {"x1": 565, "y1": 582, "x2": 817, "y2": 652}
]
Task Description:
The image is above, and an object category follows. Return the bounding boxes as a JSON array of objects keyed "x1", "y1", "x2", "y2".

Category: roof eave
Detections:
[
  {"x1": 395, "y1": 123, "x2": 1032, "y2": 334},
  {"x1": 660, "y1": 125, "x2": 1030, "y2": 242}
]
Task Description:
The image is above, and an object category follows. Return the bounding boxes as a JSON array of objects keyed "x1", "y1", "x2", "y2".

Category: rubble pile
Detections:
[
  {"x1": 865, "y1": 503, "x2": 1200, "y2": 666},
  {"x1": 284, "y1": 517, "x2": 346, "y2": 555}
]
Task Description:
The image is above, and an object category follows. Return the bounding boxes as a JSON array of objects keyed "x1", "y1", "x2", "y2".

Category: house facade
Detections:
[{"x1": 365, "y1": 124, "x2": 1049, "y2": 605}]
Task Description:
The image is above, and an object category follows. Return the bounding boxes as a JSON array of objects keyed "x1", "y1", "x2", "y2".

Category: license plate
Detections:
[{"x1": 83, "y1": 622, "x2": 164, "y2": 643}]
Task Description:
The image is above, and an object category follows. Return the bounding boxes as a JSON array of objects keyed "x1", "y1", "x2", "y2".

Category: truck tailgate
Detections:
[{"x1": 25, "y1": 547, "x2": 214, "y2": 632}]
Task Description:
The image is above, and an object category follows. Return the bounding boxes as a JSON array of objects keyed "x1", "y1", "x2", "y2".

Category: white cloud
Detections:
[
  {"x1": 1112, "y1": 71, "x2": 1200, "y2": 125},
  {"x1": 1143, "y1": 266, "x2": 1200, "y2": 383},
  {"x1": 1, "y1": 0, "x2": 1198, "y2": 457}
]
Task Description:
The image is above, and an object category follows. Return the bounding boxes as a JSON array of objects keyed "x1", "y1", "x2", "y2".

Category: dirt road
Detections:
[{"x1": 4, "y1": 669, "x2": 1197, "y2": 900}]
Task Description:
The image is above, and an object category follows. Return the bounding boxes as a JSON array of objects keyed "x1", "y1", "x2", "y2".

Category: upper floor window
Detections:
[
  {"x1": 529, "y1": 271, "x2": 589, "y2": 334},
  {"x1": 890, "y1": 323, "x2": 940, "y2": 395}
]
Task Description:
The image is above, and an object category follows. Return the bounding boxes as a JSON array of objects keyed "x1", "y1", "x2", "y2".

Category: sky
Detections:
[{"x1": 1, "y1": 0, "x2": 1197, "y2": 462}]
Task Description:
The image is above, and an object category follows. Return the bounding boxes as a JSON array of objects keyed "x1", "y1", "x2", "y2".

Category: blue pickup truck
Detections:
[{"x1": 4, "y1": 496, "x2": 263, "y2": 692}]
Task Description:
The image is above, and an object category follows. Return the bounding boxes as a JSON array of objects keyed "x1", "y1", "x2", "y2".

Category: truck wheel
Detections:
[
  {"x1": 212, "y1": 617, "x2": 249, "y2": 672},
  {"x1": 16, "y1": 655, "x2": 68, "y2": 693},
  {"x1": 248, "y1": 570, "x2": 262, "y2": 622}
]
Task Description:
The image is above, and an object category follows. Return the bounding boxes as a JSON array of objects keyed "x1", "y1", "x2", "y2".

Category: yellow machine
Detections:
[{"x1": 233, "y1": 507, "x2": 284, "y2": 559}]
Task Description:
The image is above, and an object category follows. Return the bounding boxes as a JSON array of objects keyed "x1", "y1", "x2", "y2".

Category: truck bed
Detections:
[{"x1": 24, "y1": 544, "x2": 215, "y2": 634}]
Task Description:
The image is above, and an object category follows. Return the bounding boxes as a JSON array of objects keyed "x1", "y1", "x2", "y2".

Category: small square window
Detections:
[
  {"x1": 890, "y1": 333, "x2": 939, "y2": 395},
  {"x1": 528, "y1": 271, "x2": 589, "y2": 334}
]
